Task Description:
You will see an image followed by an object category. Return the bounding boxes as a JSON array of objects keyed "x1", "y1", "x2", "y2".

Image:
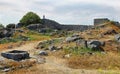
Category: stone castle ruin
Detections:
[
  {"x1": 41, "y1": 17, "x2": 120, "y2": 31},
  {"x1": 94, "y1": 18, "x2": 110, "y2": 26},
  {"x1": 19, "y1": 16, "x2": 120, "y2": 31},
  {"x1": 94, "y1": 18, "x2": 120, "y2": 27},
  {"x1": 40, "y1": 15, "x2": 93, "y2": 31}
]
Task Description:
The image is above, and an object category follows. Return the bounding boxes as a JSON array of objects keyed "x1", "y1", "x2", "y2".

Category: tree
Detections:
[
  {"x1": 0, "y1": 24, "x2": 4, "y2": 29},
  {"x1": 20, "y1": 12, "x2": 41, "y2": 26}
]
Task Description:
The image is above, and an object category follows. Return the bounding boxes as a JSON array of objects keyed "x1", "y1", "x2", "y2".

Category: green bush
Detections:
[
  {"x1": 0, "y1": 24, "x2": 4, "y2": 29},
  {"x1": 20, "y1": 12, "x2": 41, "y2": 26},
  {"x1": 0, "y1": 38, "x2": 18, "y2": 44}
]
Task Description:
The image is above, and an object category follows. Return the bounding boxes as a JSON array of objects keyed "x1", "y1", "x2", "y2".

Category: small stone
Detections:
[
  {"x1": 2, "y1": 68, "x2": 11, "y2": 72},
  {"x1": 115, "y1": 34, "x2": 120, "y2": 42},
  {"x1": 66, "y1": 34, "x2": 83, "y2": 43},
  {"x1": 39, "y1": 50, "x2": 48, "y2": 56},
  {"x1": 48, "y1": 45, "x2": 57, "y2": 51},
  {"x1": 64, "y1": 54, "x2": 71, "y2": 58}
]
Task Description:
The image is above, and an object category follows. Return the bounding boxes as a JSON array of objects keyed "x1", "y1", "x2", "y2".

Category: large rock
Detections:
[
  {"x1": 27, "y1": 24, "x2": 43, "y2": 31},
  {"x1": 1, "y1": 50, "x2": 29, "y2": 61},
  {"x1": 39, "y1": 50, "x2": 48, "y2": 56},
  {"x1": 115, "y1": 34, "x2": 120, "y2": 42},
  {"x1": 48, "y1": 45, "x2": 57, "y2": 51},
  {"x1": 0, "y1": 29, "x2": 14, "y2": 38},
  {"x1": 87, "y1": 40, "x2": 105, "y2": 51},
  {"x1": 66, "y1": 35, "x2": 82, "y2": 42},
  {"x1": 103, "y1": 29, "x2": 117, "y2": 35}
]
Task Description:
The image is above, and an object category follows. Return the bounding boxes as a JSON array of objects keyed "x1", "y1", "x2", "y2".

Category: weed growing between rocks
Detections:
[
  {"x1": 63, "y1": 44, "x2": 120, "y2": 70},
  {"x1": 63, "y1": 46, "x2": 95, "y2": 55}
]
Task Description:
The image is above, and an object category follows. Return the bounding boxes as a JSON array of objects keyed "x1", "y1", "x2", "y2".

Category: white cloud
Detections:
[{"x1": 0, "y1": 0, "x2": 120, "y2": 25}]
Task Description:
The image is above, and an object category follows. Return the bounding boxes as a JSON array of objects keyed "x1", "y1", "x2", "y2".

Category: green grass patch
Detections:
[
  {"x1": 25, "y1": 30, "x2": 51, "y2": 41},
  {"x1": 63, "y1": 46, "x2": 102, "y2": 55},
  {"x1": 0, "y1": 30, "x2": 51, "y2": 44},
  {"x1": 0, "y1": 38, "x2": 24, "y2": 44}
]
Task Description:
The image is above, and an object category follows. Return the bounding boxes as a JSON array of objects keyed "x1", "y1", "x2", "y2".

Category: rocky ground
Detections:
[
  {"x1": 0, "y1": 21, "x2": 120, "y2": 74},
  {"x1": 0, "y1": 41, "x2": 102, "y2": 74},
  {"x1": 0, "y1": 40, "x2": 119, "y2": 74}
]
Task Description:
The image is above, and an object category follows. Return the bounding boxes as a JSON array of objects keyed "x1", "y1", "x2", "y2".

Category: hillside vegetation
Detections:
[{"x1": 0, "y1": 12, "x2": 120, "y2": 74}]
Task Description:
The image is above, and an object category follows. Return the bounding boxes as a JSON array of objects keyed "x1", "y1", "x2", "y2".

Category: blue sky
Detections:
[{"x1": 0, "y1": 0, "x2": 120, "y2": 25}]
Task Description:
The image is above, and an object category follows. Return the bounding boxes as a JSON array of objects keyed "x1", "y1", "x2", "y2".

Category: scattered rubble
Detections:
[
  {"x1": 48, "y1": 45, "x2": 57, "y2": 51},
  {"x1": 103, "y1": 29, "x2": 117, "y2": 35}
]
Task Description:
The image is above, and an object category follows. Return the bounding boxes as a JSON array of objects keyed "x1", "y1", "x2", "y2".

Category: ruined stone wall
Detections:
[
  {"x1": 94, "y1": 18, "x2": 110, "y2": 26},
  {"x1": 61, "y1": 24, "x2": 93, "y2": 31},
  {"x1": 42, "y1": 19, "x2": 93, "y2": 31}
]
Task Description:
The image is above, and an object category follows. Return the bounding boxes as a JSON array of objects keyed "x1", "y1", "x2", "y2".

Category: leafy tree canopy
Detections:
[
  {"x1": 0, "y1": 24, "x2": 4, "y2": 29},
  {"x1": 20, "y1": 12, "x2": 41, "y2": 26}
]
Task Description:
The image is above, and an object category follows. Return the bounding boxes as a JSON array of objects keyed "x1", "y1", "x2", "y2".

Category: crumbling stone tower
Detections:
[{"x1": 94, "y1": 18, "x2": 110, "y2": 26}]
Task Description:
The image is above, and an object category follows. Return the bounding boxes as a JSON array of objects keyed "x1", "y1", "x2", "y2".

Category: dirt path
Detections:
[
  {"x1": 2, "y1": 41, "x2": 100, "y2": 74},
  {"x1": 41, "y1": 56, "x2": 99, "y2": 74}
]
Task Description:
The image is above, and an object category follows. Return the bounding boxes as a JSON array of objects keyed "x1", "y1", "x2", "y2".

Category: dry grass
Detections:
[
  {"x1": 0, "y1": 41, "x2": 26, "y2": 51},
  {"x1": 98, "y1": 70, "x2": 120, "y2": 74},
  {"x1": 0, "y1": 58, "x2": 37, "y2": 74},
  {"x1": 67, "y1": 52, "x2": 120, "y2": 70},
  {"x1": 7, "y1": 65, "x2": 41, "y2": 74},
  {"x1": 7, "y1": 65, "x2": 65, "y2": 74},
  {"x1": 0, "y1": 59, "x2": 36, "y2": 68},
  {"x1": 6, "y1": 56, "x2": 66, "y2": 74},
  {"x1": 81, "y1": 21, "x2": 120, "y2": 40}
]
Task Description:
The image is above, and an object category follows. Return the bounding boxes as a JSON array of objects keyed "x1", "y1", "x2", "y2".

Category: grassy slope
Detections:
[
  {"x1": 65, "y1": 22, "x2": 120, "y2": 71},
  {"x1": 0, "y1": 29, "x2": 51, "y2": 51},
  {"x1": 1, "y1": 23, "x2": 120, "y2": 73}
]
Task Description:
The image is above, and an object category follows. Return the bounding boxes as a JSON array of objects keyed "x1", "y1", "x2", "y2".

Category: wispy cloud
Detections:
[{"x1": 0, "y1": 0, "x2": 120, "y2": 25}]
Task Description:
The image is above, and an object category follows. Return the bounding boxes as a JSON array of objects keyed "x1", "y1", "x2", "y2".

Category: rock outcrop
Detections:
[
  {"x1": 87, "y1": 40, "x2": 105, "y2": 51},
  {"x1": 66, "y1": 35, "x2": 83, "y2": 42},
  {"x1": 27, "y1": 24, "x2": 44, "y2": 30},
  {"x1": 115, "y1": 34, "x2": 120, "y2": 42},
  {"x1": 0, "y1": 28, "x2": 14, "y2": 38},
  {"x1": 39, "y1": 50, "x2": 48, "y2": 56},
  {"x1": 1, "y1": 50, "x2": 29, "y2": 61}
]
